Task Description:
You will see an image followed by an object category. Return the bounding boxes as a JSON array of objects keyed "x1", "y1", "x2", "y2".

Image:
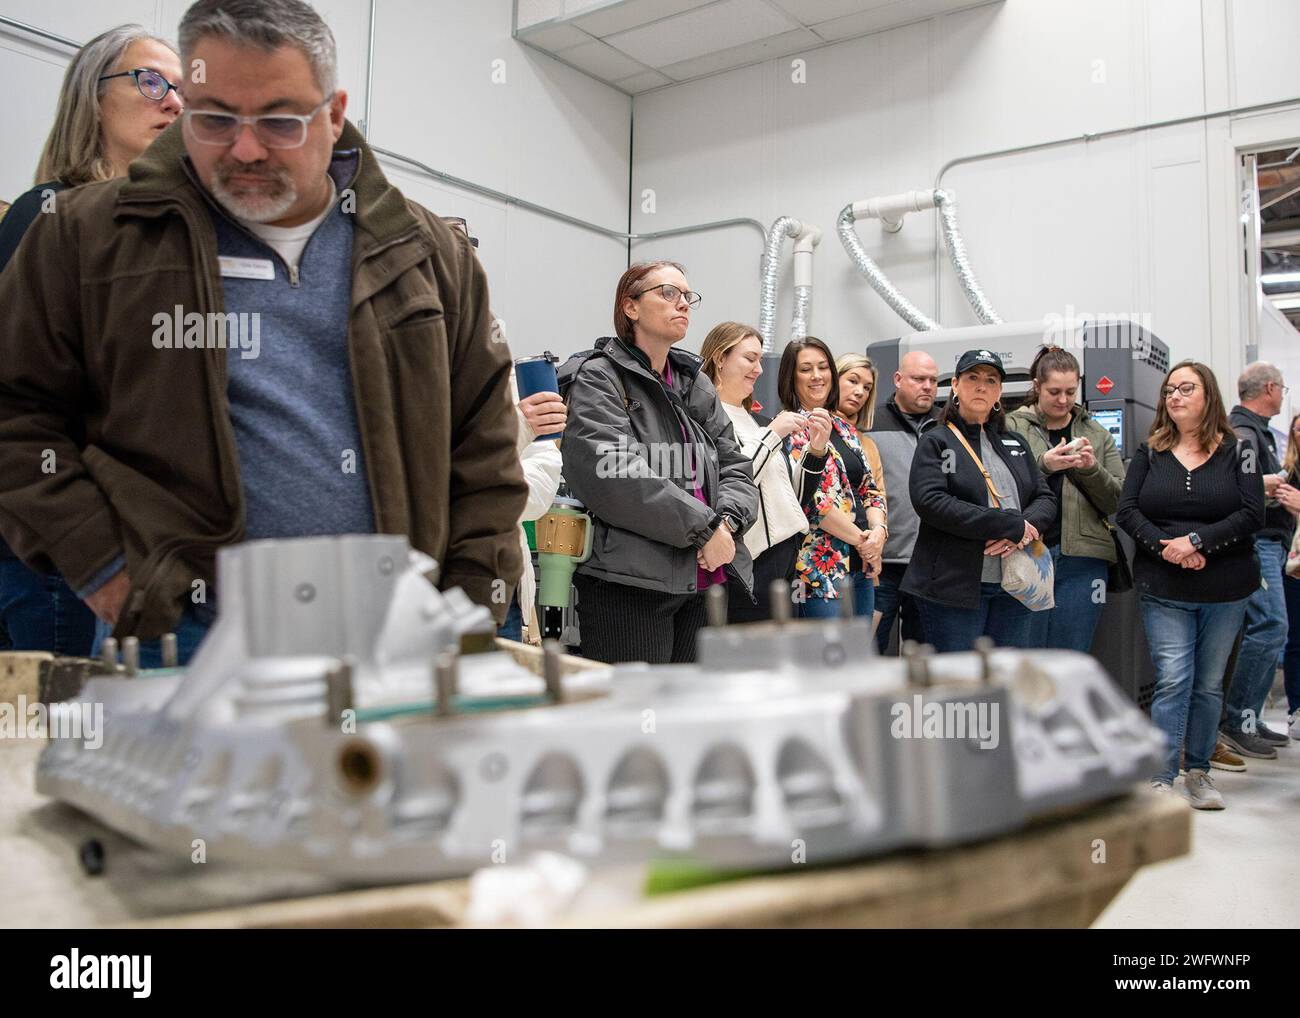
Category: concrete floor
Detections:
[{"x1": 1096, "y1": 696, "x2": 1300, "y2": 928}]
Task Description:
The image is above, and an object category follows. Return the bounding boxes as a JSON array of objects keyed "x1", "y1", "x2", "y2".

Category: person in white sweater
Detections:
[
  {"x1": 498, "y1": 349, "x2": 564, "y2": 643},
  {"x1": 700, "y1": 322, "x2": 820, "y2": 622}
]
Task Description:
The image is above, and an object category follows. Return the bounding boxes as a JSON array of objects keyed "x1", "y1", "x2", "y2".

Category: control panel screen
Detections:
[{"x1": 1092, "y1": 407, "x2": 1123, "y2": 453}]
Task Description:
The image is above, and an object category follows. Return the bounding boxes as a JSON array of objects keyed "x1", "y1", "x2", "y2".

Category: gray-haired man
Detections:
[
  {"x1": 0, "y1": 0, "x2": 527, "y2": 666},
  {"x1": 1221, "y1": 361, "x2": 1298, "y2": 757}
]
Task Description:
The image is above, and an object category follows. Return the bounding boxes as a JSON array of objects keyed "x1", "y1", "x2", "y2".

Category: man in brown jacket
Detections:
[{"x1": 0, "y1": 0, "x2": 526, "y2": 665}]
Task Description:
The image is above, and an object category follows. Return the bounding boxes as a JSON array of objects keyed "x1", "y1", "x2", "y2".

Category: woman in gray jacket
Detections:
[
  {"x1": 559, "y1": 262, "x2": 759, "y2": 664},
  {"x1": 1007, "y1": 346, "x2": 1125, "y2": 651}
]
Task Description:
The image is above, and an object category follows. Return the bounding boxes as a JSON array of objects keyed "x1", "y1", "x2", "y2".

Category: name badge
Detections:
[{"x1": 218, "y1": 256, "x2": 275, "y2": 280}]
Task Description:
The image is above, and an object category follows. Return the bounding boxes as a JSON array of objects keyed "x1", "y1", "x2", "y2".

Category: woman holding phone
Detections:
[{"x1": 1008, "y1": 346, "x2": 1125, "y2": 651}]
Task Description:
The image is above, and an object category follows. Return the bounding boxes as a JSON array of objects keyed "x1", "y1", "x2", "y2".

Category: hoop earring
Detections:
[
  {"x1": 951, "y1": 394, "x2": 960, "y2": 406},
  {"x1": 993, "y1": 401, "x2": 1002, "y2": 412}
]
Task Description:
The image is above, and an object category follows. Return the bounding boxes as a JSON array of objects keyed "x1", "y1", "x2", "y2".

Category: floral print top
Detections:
[{"x1": 788, "y1": 413, "x2": 887, "y2": 599}]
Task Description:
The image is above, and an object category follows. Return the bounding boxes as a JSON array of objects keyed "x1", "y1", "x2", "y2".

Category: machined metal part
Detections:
[
  {"x1": 161, "y1": 633, "x2": 178, "y2": 669},
  {"x1": 121, "y1": 637, "x2": 139, "y2": 677},
  {"x1": 36, "y1": 534, "x2": 1163, "y2": 884},
  {"x1": 100, "y1": 638, "x2": 118, "y2": 672},
  {"x1": 706, "y1": 584, "x2": 727, "y2": 627},
  {"x1": 542, "y1": 641, "x2": 564, "y2": 703},
  {"x1": 435, "y1": 651, "x2": 458, "y2": 718},
  {"x1": 770, "y1": 579, "x2": 791, "y2": 623}
]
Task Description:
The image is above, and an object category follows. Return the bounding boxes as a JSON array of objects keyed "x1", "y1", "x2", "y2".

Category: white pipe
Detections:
[
  {"x1": 789, "y1": 224, "x2": 821, "y2": 341},
  {"x1": 852, "y1": 190, "x2": 939, "y2": 233}
]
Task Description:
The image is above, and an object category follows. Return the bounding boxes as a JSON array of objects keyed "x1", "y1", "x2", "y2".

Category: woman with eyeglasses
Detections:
[
  {"x1": 0, "y1": 26, "x2": 181, "y2": 656},
  {"x1": 560, "y1": 262, "x2": 759, "y2": 664},
  {"x1": 1117, "y1": 361, "x2": 1264, "y2": 809},
  {"x1": 781, "y1": 337, "x2": 885, "y2": 619},
  {"x1": 1007, "y1": 346, "x2": 1125, "y2": 652}
]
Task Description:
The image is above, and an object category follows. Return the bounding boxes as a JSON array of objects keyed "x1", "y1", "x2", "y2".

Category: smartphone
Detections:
[{"x1": 1061, "y1": 436, "x2": 1088, "y2": 453}]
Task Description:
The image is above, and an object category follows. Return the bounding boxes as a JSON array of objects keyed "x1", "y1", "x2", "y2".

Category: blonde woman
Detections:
[
  {"x1": 835, "y1": 353, "x2": 888, "y2": 633},
  {"x1": 701, "y1": 322, "x2": 813, "y2": 622},
  {"x1": 0, "y1": 25, "x2": 181, "y2": 657}
]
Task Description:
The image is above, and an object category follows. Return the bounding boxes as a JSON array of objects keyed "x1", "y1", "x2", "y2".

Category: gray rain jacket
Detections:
[{"x1": 559, "y1": 336, "x2": 758, "y2": 598}]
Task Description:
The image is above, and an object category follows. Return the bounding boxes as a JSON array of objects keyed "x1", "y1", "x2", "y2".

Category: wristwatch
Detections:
[
  {"x1": 1188, "y1": 532, "x2": 1203, "y2": 550},
  {"x1": 720, "y1": 513, "x2": 740, "y2": 535}
]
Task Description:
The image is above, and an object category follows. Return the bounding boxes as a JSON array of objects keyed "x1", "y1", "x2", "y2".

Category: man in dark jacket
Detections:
[
  {"x1": 865, "y1": 350, "x2": 941, "y2": 653},
  {"x1": 1221, "y1": 361, "x2": 1299, "y2": 754},
  {"x1": 0, "y1": 0, "x2": 526, "y2": 664}
]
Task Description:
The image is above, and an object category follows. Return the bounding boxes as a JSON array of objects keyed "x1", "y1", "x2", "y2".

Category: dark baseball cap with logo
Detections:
[{"x1": 954, "y1": 348, "x2": 1006, "y2": 380}]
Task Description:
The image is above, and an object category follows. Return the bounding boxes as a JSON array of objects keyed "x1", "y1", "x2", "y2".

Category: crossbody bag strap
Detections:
[
  {"x1": 1066, "y1": 473, "x2": 1116, "y2": 532},
  {"x1": 946, "y1": 422, "x2": 1003, "y2": 508}
]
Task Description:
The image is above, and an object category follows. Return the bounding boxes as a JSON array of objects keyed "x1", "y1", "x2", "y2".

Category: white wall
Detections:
[
  {"x1": 0, "y1": 0, "x2": 631, "y2": 358},
  {"x1": 629, "y1": 0, "x2": 1300, "y2": 392}
]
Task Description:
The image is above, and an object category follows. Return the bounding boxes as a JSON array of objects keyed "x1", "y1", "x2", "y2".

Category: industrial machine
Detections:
[{"x1": 35, "y1": 534, "x2": 1163, "y2": 883}]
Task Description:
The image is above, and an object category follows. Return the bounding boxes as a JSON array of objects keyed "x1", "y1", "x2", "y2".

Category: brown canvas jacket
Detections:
[{"x1": 0, "y1": 118, "x2": 526, "y2": 635}]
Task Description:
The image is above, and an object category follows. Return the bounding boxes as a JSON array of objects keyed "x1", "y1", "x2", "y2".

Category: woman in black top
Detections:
[
  {"x1": 901, "y1": 350, "x2": 1056, "y2": 651},
  {"x1": 0, "y1": 27, "x2": 182, "y2": 655},
  {"x1": 1117, "y1": 360, "x2": 1263, "y2": 808}
]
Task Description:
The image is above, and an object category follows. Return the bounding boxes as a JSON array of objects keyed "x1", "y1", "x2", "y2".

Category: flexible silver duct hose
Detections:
[
  {"x1": 934, "y1": 189, "x2": 1002, "y2": 325},
  {"x1": 836, "y1": 204, "x2": 938, "y2": 332},
  {"x1": 759, "y1": 216, "x2": 802, "y2": 351},
  {"x1": 790, "y1": 285, "x2": 812, "y2": 341}
]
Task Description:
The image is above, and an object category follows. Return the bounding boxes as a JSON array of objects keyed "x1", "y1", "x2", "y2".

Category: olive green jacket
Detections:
[{"x1": 1007, "y1": 403, "x2": 1125, "y2": 562}]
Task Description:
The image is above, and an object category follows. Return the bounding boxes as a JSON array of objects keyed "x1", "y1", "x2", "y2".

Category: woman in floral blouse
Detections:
[{"x1": 778, "y1": 337, "x2": 887, "y2": 619}]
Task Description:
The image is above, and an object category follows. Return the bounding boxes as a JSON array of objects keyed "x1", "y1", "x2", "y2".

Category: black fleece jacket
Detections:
[{"x1": 901, "y1": 414, "x2": 1056, "y2": 609}]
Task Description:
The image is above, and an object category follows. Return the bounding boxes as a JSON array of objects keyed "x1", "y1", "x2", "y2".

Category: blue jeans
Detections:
[
  {"x1": 1141, "y1": 593, "x2": 1249, "y2": 782},
  {"x1": 0, "y1": 558, "x2": 97, "y2": 656},
  {"x1": 914, "y1": 583, "x2": 1035, "y2": 653},
  {"x1": 1223, "y1": 537, "x2": 1286, "y2": 734},
  {"x1": 1030, "y1": 546, "x2": 1109, "y2": 652},
  {"x1": 91, "y1": 606, "x2": 212, "y2": 669},
  {"x1": 496, "y1": 592, "x2": 523, "y2": 642},
  {"x1": 800, "y1": 571, "x2": 875, "y2": 619},
  {"x1": 874, "y1": 562, "x2": 924, "y2": 654},
  {"x1": 1283, "y1": 573, "x2": 1300, "y2": 713}
]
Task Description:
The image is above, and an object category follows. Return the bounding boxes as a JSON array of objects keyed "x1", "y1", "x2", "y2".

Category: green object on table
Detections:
[
  {"x1": 643, "y1": 860, "x2": 763, "y2": 896},
  {"x1": 523, "y1": 519, "x2": 536, "y2": 551}
]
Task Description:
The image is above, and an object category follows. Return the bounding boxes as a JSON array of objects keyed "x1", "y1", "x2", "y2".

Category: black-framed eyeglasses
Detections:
[
  {"x1": 1161, "y1": 382, "x2": 1201, "y2": 399},
  {"x1": 635, "y1": 283, "x2": 702, "y2": 309},
  {"x1": 443, "y1": 216, "x2": 480, "y2": 248},
  {"x1": 183, "y1": 95, "x2": 334, "y2": 150},
  {"x1": 98, "y1": 68, "x2": 182, "y2": 102}
]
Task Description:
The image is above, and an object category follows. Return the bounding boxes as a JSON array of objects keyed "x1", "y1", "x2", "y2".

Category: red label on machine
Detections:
[{"x1": 1095, "y1": 375, "x2": 1115, "y2": 395}]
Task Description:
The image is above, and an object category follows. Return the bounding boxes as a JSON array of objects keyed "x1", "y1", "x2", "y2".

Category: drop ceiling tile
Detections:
[
  {"x1": 765, "y1": 0, "x2": 896, "y2": 25},
  {"x1": 572, "y1": 0, "x2": 717, "y2": 37},
  {"x1": 811, "y1": 0, "x2": 985, "y2": 40},
  {"x1": 657, "y1": 26, "x2": 819, "y2": 80},
  {"x1": 517, "y1": 22, "x2": 595, "y2": 50},
  {"x1": 606, "y1": 0, "x2": 797, "y2": 67},
  {"x1": 613, "y1": 68, "x2": 675, "y2": 92},
  {"x1": 558, "y1": 38, "x2": 655, "y2": 79},
  {"x1": 517, "y1": 0, "x2": 566, "y2": 31}
]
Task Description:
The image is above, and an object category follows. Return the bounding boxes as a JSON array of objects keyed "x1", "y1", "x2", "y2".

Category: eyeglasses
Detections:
[
  {"x1": 443, "y1": 216, "x2": 480, "y2": 248},
  {"x1": 183, "y1": 95, "x2": 334, "y2": 149},
  {"x1": 98, "y1": 68, "x2": 182, "y2": 103},
  {"x1": 1270, "y1": 381, "x2": 1292, "y2": 395},
  {"x1": 1161, "y1": 382, "x2": 1201, "y2": 399},
  {"x1": 635, "y1": 283, "x2": 702, "y2": 309}
]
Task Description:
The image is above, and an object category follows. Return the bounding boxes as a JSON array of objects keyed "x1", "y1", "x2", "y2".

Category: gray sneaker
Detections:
[
  {"x1": 1218, "y1": 727, "x2": 1279, "y2": 759},
  {"x1": 1181, "y1": 769, "x2": 1225, "y2": 810},
  {"x1": 1255, "y1": 723, "x2": 1289, "y2": 745}
]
